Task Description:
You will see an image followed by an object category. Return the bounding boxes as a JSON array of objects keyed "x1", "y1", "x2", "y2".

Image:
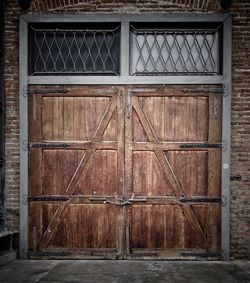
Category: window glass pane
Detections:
[
  {"x1": 130, "y1": 23, "x2": 222, "y2": 76},
  {"x1": 29, "y1": 23, "x2": 120, "y2": 76}
]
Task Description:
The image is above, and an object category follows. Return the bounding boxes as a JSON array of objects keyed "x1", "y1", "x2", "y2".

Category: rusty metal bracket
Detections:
[
  {"x1": 28, "y1": 88, "x2": 69, "y2": 95},
  {"x1": 28, "y1": 196, "x2": 69, "y2": 202},
  {"x1": 21, "y1": 86, "x2": 28, "y2": 97},
  {"x1": 28, "y1": 143, "x2": 69, "y2": 149},
  {"x1": 181, "y1": 86, "x2": 224, "y2": 94},
  {"x1": 22, "y1": 194, "x2": 28, "y2": 205},
  {"x1": 180, "y1": 196, "x2": 222, "y2": 203},
  {"x1": 180, "y1": 143, "x2": 222, "y2": 149},
  {"x1": 221, "y1": 196, "x2": 228, "y2": 207}
]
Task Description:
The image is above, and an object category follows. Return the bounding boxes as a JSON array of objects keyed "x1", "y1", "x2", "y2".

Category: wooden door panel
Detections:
[
  {"x1": 28, "y1": 85, "x2": 222, "y2": 259},
  {"x1": 134, "y1": 96, "x2": 213, "y2": 142},
  {"x1": 29, "y1": 203, "x2": 118, "y2": 250},
  {"x1": 28, "y1": 86, "x2": 123, "y2": 258},
  {"x1": 132, "y1": 151, "x2": 172, "y2": 196},
  {"x1": 130, "y1": 204, "x2": 220, "y2": 252},
  {"x1": 47, "y1": 204, "x2": 118, "y2": 249},
  {"x1": 132, "y1": 150, "x2": 219, "y2": 197},
  {"x1": 75, "y1": 150, "x2": 118, "y2": 196},
  {"x1": 166, "y1": 150, "x2": 209, "y2": 197},
  {"x1": 29, "y1": 149, "x2": 118, "y2": 196},
  {"x1": 43, "y1": 149, "x2": 83, "y2": 196},
  {"x1": 126, "y1": 86, "x2": 222, "y2": 259},
  {"x1": 29, "y1": 94, "x2": 117, "y2": 142}
]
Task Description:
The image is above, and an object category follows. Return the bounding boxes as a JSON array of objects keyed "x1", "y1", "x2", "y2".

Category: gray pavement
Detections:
[{"x1": 0, "y1": 260, "x2": 249, "y2": 283}]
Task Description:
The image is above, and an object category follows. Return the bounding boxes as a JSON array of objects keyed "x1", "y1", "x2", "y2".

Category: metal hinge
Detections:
[
  {"x1": 180, "y1": 197, "x2": 222, "y2": 203},
  {"x1": 22, "y1": 194, "x2": 28, "y2": 205},
  {"x1": 180, "y1": 143, "x2": 222, "y2": 149},
  {"x1": 28, "y1": 88, "x2": 69, "y2": 95},
  {"x1": 28, "y1": 143, "x2": 69, "y2": 149},
  {"x1": 182, "y1": 86, "x2": 224, "y2": 94},
  {"x1": 221, "y1": 196, "x2": 228, "y2": 207},
  {"x1": 28, "y1": 196, "x2": 69, "y2": 202}
]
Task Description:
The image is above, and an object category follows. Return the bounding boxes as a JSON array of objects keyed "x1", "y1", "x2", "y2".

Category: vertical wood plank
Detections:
[
  {"x1": 84, "y1": 97, "x2": 94, "y2": 140},
  {"x1": 63, "y1": 97, "x2": 74, "y2": 140},
  {"x1": 124, "y1": 89, "x2": 132, "y2": 200},
  {"x1": 73, "y1": 97, "x2": 81, "y2": 141},
  {"x1": 106, "y1": 151, "x2": 117, "y2": 196},
  {"x1": 28, "y1": 94, "x2": 42, "y2": 141},
  {"x1": 149, "y1": 205, "x2": 165, "y2": 249},
  {"x1": 153, "y1": 97, "x2": 165, "y2": 140},
  {"x1": 42, "y1": 150, "x2": 58, "y2": 195},
  {"x1": 196, "y1": 151, "x2": 208, "y2": 196},
  {"x1": 52, "y1": 97, "x2": 64, "y2": 140},
  {"x1": 42, "y1": 97, "x2": 53, "y2": 140},
  {"x1": 164, "y1": 97, "x2": 175, "y2": 141},
  {"x1": 131, "y1": 206, "x2": 149, "y2": 249},
  {"x1": 187, "y1": 97, "x2": 197, "y2": 141},
  {"x1": 132, "y1": 110, "x2": 148, "y2": 142},
  {"x1": 165, "y1": 205, "x2": 174, "y2": 248},
  {"x1": 208, "y1": 149, "x2": 221, "y2": 197},
  {"x1": 174, "y1": 97, "x2": 184, "y2": 141},
  {"x1": 28, "y1": 148, "x2": 42, "y2": 196},
  {"x1": 208, "y1": 94, "x2": 222, "y2": 142},
  {"x1": 197, "y1": 97, "x2": 209, "y2": 141},
  {"x1": 102, "y1": 110, "x2": 117, "y2": 141},
  {"x1": 95, "y1": 97, "x2": 109, "y2": 139}
]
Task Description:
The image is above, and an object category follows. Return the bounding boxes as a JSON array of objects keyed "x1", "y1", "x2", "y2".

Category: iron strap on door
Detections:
[
  {"x1": 28, "y1": 143, "x2": 70, "y2": 149},
  {"x1": 28, "y1": 88, "x2": 69, "y2": 95},
  {"x1": 180, "y1": 143, "x2": 222, "y2": 149}
]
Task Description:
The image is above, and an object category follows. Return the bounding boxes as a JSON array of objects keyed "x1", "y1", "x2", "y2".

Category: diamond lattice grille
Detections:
[
  {"x1": 29, "y1": 25, "x2": 120, "y2": 75},
  {"x1": 130, "y1": 27, "x2": 221, "y2": 75}
]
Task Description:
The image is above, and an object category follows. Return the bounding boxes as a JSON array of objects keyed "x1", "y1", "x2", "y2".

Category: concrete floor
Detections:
[{"x1": 0, "y1": 260, "x2": 249, "y2": 283}]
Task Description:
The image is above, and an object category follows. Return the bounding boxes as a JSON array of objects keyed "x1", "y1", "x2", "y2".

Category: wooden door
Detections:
[
  {"x1": 28, "y1": 85, "x2": 222, "y2": 259},
  {"x1": 28, "y1": 86, "x2": 125, "y2": 258},
  {"x1": 124, "y1": 86, "x2": 222, "y2": 259}
]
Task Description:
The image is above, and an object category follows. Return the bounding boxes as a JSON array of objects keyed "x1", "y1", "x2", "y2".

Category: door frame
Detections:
[{"x1": 19, "y1": 13, "x2": 232, "y2": 259}]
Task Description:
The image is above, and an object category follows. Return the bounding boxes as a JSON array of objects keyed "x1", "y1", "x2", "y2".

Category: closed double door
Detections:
[{"x1": 28, "y1": 85, "x2": 222, "y2": 259}]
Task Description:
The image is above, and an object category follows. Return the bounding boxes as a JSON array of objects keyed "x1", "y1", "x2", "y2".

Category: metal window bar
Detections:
[
  {"x1": 130, "y1": 26, "x2": 221, "y2": 76},
  {"x1": 29, "y1": 25, "x2": 120, "y2": 75}
]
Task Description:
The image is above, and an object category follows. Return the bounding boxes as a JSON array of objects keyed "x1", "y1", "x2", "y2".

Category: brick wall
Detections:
[
  {"x1": 4, "y1": 1, "x2": 20, "y2": 233},
  {"x1": 3, "y1": 0, "x2": 250, "y2": 258},
  {"x1": 229, "y1": 0, "x2": 250, "y2": 259}
]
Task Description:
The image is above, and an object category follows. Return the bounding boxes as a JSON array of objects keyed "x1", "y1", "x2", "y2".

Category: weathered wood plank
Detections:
[
  {"x1": 28, "y1": 148, "x2": 42, "y2": 196},
  {"x1": 52, "y1": 97, "x2": 64, "y2": 140},
  {"x1": 28, "y1": 94, "x2": 42, "y2": 141},
  {"x1": 41, "y1": 93, "x2": 118, "y2": 247},
  {"x1": 42, "y1": 97, "x2": 53, "y2": 140},
  {"x1": 208, "y1": 94, "x2": 222, "y2": 142},
  {"x1": 63, "y1": 97, "x2": 74, "y2": 140},
  {"x1": 131, "y1": 94, "x2": 209, "y2": 250}
]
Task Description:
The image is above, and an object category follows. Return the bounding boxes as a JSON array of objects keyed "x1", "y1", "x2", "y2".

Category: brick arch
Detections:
[{"x1": 30, "y1": 0, "x2": 221, "y2": 13}]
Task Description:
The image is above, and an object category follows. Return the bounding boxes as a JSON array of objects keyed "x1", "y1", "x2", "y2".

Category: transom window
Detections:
[
  {"x1": 29, "y1": 23, "x2": 120, "y2": 76},
  {"x1": 28, "y1": 22, "x2": 222, "y2": 76},
  {"x1": 130, "y1": 23, "x2": 221, "y2": 76}
]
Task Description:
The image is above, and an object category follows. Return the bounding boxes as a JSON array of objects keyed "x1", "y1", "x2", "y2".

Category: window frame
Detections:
[
  {"x1": 21, "y1": 14, "x2": 231, "y2": 85},
  {"x1": 19, "y1": 13, "x2": 232, "y2": 260},
  {"x1": 28, "y1": 22, "x2": 121, "y2": 76}
]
